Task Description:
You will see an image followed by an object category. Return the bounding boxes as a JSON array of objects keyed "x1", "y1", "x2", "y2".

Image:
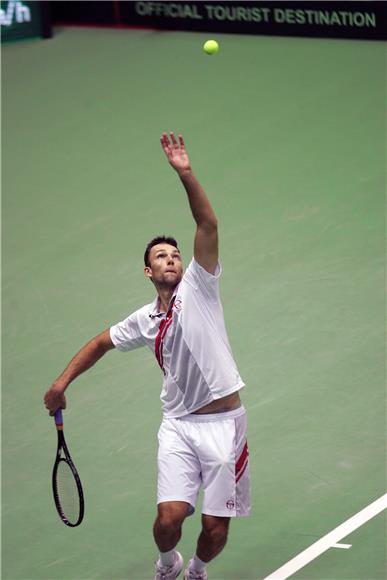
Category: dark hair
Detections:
[{"x1": 144, "y1": 236, "x2": 179, "y2": 267}]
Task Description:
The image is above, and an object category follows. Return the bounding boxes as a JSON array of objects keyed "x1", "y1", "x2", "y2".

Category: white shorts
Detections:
[{"x1": 157, "y1": 406, "x2": 251, "y2": 517}]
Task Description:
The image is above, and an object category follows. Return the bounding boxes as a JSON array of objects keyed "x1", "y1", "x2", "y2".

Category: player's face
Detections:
[{"x1": 145, "y1": 244, "x2": 183, "y2": 287}]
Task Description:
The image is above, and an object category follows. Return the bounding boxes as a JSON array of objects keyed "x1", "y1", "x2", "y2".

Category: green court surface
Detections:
[{"x1": 2, "y1": 27, "x2": 386, "y2": 580}]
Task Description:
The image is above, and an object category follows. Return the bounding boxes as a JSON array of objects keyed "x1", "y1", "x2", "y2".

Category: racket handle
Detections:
[{"x1": 54, "y1": 409, "x2": 63, "y2": 426}]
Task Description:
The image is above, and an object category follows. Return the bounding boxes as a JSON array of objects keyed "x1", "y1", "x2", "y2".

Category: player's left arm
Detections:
[{"x1": 160, "y1": 132, "x2": 218, "y2": 274}]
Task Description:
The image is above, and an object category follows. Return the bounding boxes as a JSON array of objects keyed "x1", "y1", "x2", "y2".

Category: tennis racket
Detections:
[{"x1": 52, "y1": 409, "x2": 84, "y2": 527}]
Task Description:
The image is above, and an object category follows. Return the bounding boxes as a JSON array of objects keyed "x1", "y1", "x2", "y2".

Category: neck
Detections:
[{"x1": 157, "y1": 287, "x2": 175, "y2": 313}]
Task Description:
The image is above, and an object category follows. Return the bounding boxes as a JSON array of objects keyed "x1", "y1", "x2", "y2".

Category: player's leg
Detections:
[
  {"x1": 196, "y1": 514, "x2": 230, "y2": 560},
  {"x1": 153, "y1": 500, "x2": 190, "y2": 552},
  {"x1": 154, "y1": 418, "x2": 201, "y2": 578},
  {"x1": 183, "y1": 407, "x2": 251, "y2": 578},
  {"x1": 183, "y1": 515, "x2": 230, "y2": 579}
]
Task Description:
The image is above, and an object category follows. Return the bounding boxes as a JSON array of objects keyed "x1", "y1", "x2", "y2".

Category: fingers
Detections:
[
  {"x1": 48, "y1": 403, "x2": 65, "y2": 415},
  {"x1": 160, "y1": 132, "x2": 185, "y2": 153},
  {"x1": 44, "y1": 389, "x2": 66, "y2": 415},
  {"x1": 169, "y1": 132, "x2": 179, "y2": 148},
  {"x1": 48, "y1": 403, "x2": 66, "y2": 417},
  {"x1": 160, "y1": 132, "x2": 171, "y2": 155}
]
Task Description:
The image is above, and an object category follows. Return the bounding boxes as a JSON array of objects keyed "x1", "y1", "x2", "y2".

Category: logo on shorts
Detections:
[{"x1": 226, "y1": 499, "x2": 235, "y2": 510}]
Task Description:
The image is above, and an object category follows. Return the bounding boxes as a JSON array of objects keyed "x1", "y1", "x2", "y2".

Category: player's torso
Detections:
[{"x1": 146, "y1": 279, "x2": 240, "y2": 381}]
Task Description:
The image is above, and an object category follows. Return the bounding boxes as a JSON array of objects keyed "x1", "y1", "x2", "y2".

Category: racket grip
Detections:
[{"x1": 54, "y1": 409, "x2": 63, "y2": 426}]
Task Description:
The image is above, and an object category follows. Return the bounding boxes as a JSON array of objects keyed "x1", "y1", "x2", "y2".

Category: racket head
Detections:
[{"x1": 52, "y1": 451, "x2": 84, "y2": 527}]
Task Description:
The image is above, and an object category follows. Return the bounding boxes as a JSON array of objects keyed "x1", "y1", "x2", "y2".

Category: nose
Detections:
[{"x1": 167, "y1": 255, "x2": 174, "y2": 264}]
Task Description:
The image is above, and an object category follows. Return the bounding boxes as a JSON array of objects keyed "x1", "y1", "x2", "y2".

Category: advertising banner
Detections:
[
  {"x1": 120, "y1": 1, "x2": 387, "y2": 41},
  {"x1": 0, "y1": 0, "x2": 51, "y2": 42}
]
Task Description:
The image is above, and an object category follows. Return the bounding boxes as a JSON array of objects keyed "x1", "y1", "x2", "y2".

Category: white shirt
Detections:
[{"x1": 110, "y1": 258, "x2": 245, "y2": 418}]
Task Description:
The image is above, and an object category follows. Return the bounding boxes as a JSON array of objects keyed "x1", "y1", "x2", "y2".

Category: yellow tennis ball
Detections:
[{"x1": 203, "y1": 40, "x2": 219, "y2": 55}]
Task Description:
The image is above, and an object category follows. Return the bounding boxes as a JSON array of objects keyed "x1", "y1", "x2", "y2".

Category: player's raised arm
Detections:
[{"x1": 160, "y1": 132, "x2": 218, "y2": 274}]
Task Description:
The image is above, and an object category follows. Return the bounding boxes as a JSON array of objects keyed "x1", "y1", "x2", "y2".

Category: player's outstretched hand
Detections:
[
  {"x1": 44, "y1": 383, "x2": 67, "y2": 416},
  {"x1": 160, "y1": 132, "x2": 192, "y2": 176}
]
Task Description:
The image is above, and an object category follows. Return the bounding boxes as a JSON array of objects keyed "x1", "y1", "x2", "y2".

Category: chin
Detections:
[{"x1": 167, "y1": 275, "x2": 182, "y2": 287}]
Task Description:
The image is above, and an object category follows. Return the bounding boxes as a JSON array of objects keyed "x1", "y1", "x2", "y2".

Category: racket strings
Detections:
[{"x1": 54, "y1": 459, "x2": 82, "y2": 525}]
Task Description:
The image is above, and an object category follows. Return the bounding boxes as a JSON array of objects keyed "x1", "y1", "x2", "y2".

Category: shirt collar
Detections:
[{"x1": 148, "y1": 285, "x2": 179, "y2": 319}]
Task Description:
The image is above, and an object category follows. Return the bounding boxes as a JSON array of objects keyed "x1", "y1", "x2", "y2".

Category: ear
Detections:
[{"x1": 144, "y1": 266, "x2": 152, "y2": 279}]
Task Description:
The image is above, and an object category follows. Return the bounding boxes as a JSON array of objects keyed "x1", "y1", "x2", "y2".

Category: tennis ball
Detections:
[{"x1": 203, "y1": 40, "x2": 219, "y2": 55}]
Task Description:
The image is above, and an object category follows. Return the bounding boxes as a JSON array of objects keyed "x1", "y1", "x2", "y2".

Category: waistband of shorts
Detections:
[{"x1": 176, "y1": 405, "x2": 246, "y2": 423}]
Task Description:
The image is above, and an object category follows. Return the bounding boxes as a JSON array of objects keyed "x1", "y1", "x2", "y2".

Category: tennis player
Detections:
[{"x1": 44, "y1": 132, "x2": 251, "y2": 580}]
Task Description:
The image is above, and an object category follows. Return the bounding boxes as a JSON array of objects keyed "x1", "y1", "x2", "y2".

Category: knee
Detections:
[{"x1": 156, "y1": 503, "x2": 187, "y2": 533}]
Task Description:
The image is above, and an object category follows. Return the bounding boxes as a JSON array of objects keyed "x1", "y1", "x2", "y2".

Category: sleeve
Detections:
[
  {"x1": 183, "y1": 257, "x2": 222, "y2": 302},
  {"x1": 110, "y1": 310, "x2": 146, "y2": 352}
]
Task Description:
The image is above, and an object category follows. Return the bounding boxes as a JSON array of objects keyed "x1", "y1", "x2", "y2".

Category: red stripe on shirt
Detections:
[
  {"x1": 159, "y1": 316, "x2": 173, "y2": 371},
  {"x1": 155, "y1": 318, "x2": 167, "y2": 369},
  {"x1": 155, "y1": 312, "x2": 173, "y2": 373}
]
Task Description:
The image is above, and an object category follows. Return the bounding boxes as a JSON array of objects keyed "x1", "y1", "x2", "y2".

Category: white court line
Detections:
[{"x1": 263, "y1": 493, "x2": 387, "y2": 580}]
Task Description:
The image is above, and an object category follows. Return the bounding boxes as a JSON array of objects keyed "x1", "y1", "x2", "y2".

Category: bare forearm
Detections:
[
  {"x1": 160, "y1": 133, "x2": 218, "y2": 273},
  {"x1": 54, "y1": 337, "x2": 108, "y2": 390},
  {"x1": 44, "y1": 330, "x2": 114, "y2": 414},
  {"x1": 179, "y1": 170, "x2": 217, "y2": 229}
]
